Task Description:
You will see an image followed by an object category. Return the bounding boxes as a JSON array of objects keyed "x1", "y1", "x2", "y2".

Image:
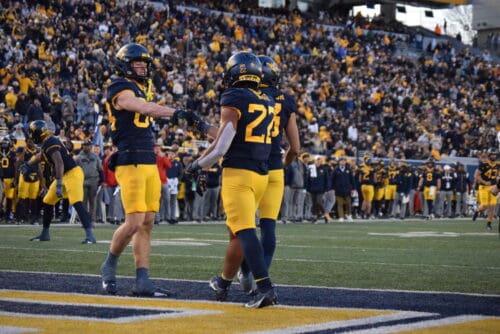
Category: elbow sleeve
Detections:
[{"x1": 198, "y1": 122, "x2": 236, "y2": 168}]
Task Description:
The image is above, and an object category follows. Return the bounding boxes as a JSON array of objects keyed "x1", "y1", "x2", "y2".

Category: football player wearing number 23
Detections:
[{"x1": 186, "y1": 52, "x2": 278, "y2": 308}]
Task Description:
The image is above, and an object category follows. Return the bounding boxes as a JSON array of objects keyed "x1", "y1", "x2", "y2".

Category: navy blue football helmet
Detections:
[
  {"x1": 258, "y1": 55, "x2": 280, "y2": 87},
  {"x1": 488, "y1": 148, "x2": 498, "y2": 160},
  {"x1": 29, "y1": 120, "x2": 51, "y2": 144},
  {"x1": 223, "y1": 52, "x2": 262, "y2": 88},
  {"x1": 114, "y1": 43, "x2": 152, "y2": 83}
]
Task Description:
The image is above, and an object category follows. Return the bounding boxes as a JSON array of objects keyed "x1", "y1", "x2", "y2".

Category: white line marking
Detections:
[
  {"x1": 0, "y1": 326, "x2": 38, "y2": 334},
  {"x1": 244, "y1": 311, "x2": 436, "y2": 334},
  {"x1": 0, "y1": 297, "x2": 220, "y2": 323},
  {"x1": 0, "y1": 289, "x2": 243, "y2": 307},
  {"x1": 347, "y1": 315, "x2": 491, "y2": 333},
  {"x1": 2, "y1": 271, "x2": 500, "y2": 299},
  {"x1": 1, "y1": 246, "x2": 499, "y2": 270}
]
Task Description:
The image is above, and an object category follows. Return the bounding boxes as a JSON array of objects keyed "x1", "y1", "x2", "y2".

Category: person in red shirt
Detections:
[
  {"x1": 102, "y1": 144, "x2": 123, "y2": 224},
  {"x1": 154, "y1": 143, "x2": 172, "y2": 224}
]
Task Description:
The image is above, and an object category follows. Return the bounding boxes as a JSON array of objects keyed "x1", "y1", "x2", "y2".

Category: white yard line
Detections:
[
  {"x1": 244, "y1": 311, "x2": 437, "y2": 334},
  {"x1": 0, "y1": 245, "x2": 499, "y2": 270},
  {"x1": 345, "y1": 315, "x2": 491, "y2": 334}
]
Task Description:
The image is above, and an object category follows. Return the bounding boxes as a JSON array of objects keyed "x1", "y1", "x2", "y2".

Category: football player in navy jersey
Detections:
[
  {"x1": 15, "y1": 138, "x2": 42, "y2": 224},
  {"x1": 472, "y1": 149, "x2": 499, "y2": 230},
  {"x1": 100, "y1": 43, "x2": 184, "y2": 297},
  {"x1": 237, "y1": 55, "x2": 300, "y2": 294},
  {"x1": 23, "y1": 120, "x2": 96, "y2": 244},
  {"x1": 185, "y1": 51, "x2": 277, "y2": 308},
  {"x1": 0, "y1": 137, "x2": 17, "y2": 222}
]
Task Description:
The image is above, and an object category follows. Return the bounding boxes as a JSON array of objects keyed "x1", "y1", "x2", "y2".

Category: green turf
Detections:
[{"x1": 0, "y1": 219, "x2": 499, "y2": 295}]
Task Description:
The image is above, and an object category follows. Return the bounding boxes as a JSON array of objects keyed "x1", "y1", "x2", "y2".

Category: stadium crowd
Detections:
[{"x1": 0, "y1": 0, "x2": 498, "y2": 225}]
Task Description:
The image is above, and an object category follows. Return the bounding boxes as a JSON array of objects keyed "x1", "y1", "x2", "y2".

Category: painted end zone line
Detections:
[
  {"x1": 0, "y1": 327, "x2": 38, "y2": 334},
  {"x1": 0, "y1": 296, "x2": 221, "y2": 323},
  {"x1": 348, "y1": 315, "x2": 490, "y2": 334},
  {"x1": 244, "y1": 311, "x2": 436, "y2": 334}
]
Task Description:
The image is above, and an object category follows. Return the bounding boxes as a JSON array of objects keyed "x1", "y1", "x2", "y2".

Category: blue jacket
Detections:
[
  {"x1": 396, "y1": 170, "x2": 413, "y2": 194},
  {"x1": 331, "y1": 165, "x2": 355, "y2": 196},
  {"x1": 306, "y1": 164, "x2": 328, "y2": 193}
]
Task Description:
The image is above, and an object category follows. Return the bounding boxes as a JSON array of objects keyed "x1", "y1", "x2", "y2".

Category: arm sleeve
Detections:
[{"x1": 197, "y1": 122, "x2": 236, "y2": 168}]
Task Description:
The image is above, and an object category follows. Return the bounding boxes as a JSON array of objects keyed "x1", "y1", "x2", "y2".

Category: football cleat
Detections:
[
  {"x1": 100, "y1": 261, "x2": 116, "y2": 295},
  {"x1": 131, "y1": 287, "x2": 171, "y2": 298},
  {"x1": 472, "y1": 211, "x2": 478, "y2": 222},
  {"x1": 30, "y1": 234, "x2": 50, "y2": 241},
  {"x1": 102, "y1": 280, "x2": 117, "y2": 295},
  {"x1": 131, "y1": 279, "x2": 172, "y2": 298},
  {"x1": 487, "y1": 222, "x2": 492, "y2": 231},
  {"x1": 81, "y1": 237, "x2": 97, "y2": 244},
  {"x1": 209, "y1": 276, "x2": 229, "y2": 301},
  {"x1": 244, "y1": 287, "x2": 278, "y2": 309},
  {"x1": 237, "y1": 269, "x2": 257, "y2": 295}
]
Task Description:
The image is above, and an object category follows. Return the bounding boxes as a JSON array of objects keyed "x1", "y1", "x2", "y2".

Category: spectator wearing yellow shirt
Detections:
[
  {"x1": 209, "y1": 37, "x2": 221, "y2": 52},
  {"x1": 4, "y1": 86, "x2": 17, "y2": 110},
  {"x1": 234, "y1": 25, "x2": 244, "y2": 41},
  {"x1": 0, "y1": 65, "x2": 14, "y2": 85},
  {"x1": 16, "y1": 71, "x2": 35, "y2": 95}
]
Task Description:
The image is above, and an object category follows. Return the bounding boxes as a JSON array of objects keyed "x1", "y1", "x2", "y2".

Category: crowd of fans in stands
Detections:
[
  {"x1": 1, "y1": 1, "x2": 498, "y2": 158},
  {"x1": 0, "y1": 0, "x2": 498, "y2": 223}
]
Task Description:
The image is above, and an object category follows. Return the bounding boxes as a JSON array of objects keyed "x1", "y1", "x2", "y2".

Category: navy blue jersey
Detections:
[
  {"x1": 221, "y1": 88, "x2": 274, "y2": 175},
  {"x1": 24, "y1": 146, "x2": 38, "y2": 162},
  {"x1": 387, "y1": 165, "x2": 399, "y2": 184},
  {"x1": 41, "y1": 136, "x2": 77, "y2": 173},
  {"x1": 22, "y1": 146, "x2": 40, "y2": 182},
  {"x1": 478, "y1": 160, "x2": 498, "y2": 183},
  {"x1": 422, "y1": 167, "x2": 440, "y2": 187},
  {"x1": 0, "y1": 149, "x2": 16, "y2": 178},
  {"x1": 106, "y1": 78, "x2": 156, "y2": 166},
  {"x1": 261, "y1": 87, "x2": 297, "y2": 170}
]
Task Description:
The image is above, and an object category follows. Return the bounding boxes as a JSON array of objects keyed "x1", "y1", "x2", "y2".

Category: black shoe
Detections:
[
  {"x1": 131, "y1": 280, "x2": 172, "y2": 297},
  {"x1": 209, "y1": 276, "x2": 229, "y2": 301},
  {"x1": 81, "y1": 237, "x2": 96, "y2": 244},
  {"x1": 487, "y1": 222, "x2": 492, "y2": 230},
  {"x1": 102, "y1": 280, "x2": 117, "y2": 295},
  {"x1": 30, "y1": 234, "x2": 50, "y2": 241},
  {"x1": 244, "y1": 288, "x2": 278, "y2": 308},
  {"x1": 472, "y1": 211, "x2": 478, "y2": 222}
]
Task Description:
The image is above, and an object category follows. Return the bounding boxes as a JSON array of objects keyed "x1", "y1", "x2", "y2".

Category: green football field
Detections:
[{"x1": 0, "y1": 219, "x2": 499, "y2": 295}]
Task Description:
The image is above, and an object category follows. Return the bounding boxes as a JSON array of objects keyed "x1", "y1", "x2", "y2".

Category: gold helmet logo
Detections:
[{"x1": 116, "y1": 47, "x2": 126, "y2": 60}]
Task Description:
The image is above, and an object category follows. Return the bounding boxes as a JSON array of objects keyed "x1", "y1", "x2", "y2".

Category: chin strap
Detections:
[{"x1": 146, "y1": 78, "x2": 154, "y2": 102}]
